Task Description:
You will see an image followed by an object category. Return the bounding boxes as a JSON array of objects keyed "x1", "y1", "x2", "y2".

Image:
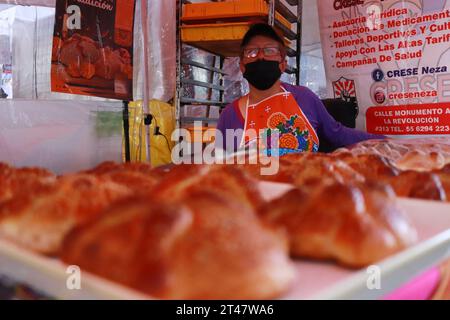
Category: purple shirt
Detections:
[{"x1": 216, "y1": 83, "x2": 384, "y2": 152}]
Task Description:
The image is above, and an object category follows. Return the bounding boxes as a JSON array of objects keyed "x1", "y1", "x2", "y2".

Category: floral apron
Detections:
[{"x1": 240, "y1": 89, "x2": 320, "y2": 156}]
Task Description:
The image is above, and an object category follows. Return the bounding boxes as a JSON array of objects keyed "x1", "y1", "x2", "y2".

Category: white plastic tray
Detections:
[
  {"x1": 0, "y1": 183, "x2": 449, "y2": 300},
  {"x1": 259, "y1": 182, "x2": 450, "y2": 300}
]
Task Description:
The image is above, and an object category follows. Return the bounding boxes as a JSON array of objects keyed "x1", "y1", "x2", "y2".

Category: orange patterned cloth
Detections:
[{"x1": 241, "y1": 90, "x2": 320, "y2": 155}]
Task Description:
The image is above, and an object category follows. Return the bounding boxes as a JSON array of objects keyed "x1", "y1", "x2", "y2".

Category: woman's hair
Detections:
[{"x1": 240, "y1": 23, "x2": 286, "y2": 57}]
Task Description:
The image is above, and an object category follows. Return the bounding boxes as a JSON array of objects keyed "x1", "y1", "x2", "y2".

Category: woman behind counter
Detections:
[{"x1": 216, "y1": 23, "x2": 384, "y2": 155}]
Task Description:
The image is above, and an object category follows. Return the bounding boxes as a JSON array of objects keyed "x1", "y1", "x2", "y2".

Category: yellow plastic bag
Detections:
[{"x1": 123, "y1": 100, "x2": 175, "y2": 167}]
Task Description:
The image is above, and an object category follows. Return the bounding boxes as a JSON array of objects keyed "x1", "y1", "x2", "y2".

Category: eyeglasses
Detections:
[{"x1": 242, "y1": 47, "x2": 281, "y2": 59}]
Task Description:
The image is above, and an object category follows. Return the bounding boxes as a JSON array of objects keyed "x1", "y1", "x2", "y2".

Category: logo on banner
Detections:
[
  {"x1": 374, "y1": 90, "x2": 386, "y2": 105},
  {"x1": 333, "y1": 77, "x2": 357, "y2": 100},
  {"x1": 372, "y1": 69, "x2": 384, "y2": 82}
]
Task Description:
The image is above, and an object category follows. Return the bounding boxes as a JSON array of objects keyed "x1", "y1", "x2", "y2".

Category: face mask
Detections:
[{"x1": 243, "y1": 60, "x2": 282, "y2": 90}]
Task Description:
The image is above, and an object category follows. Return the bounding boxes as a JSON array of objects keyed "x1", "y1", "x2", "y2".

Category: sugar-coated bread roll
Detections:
[
  {"x1": 333, "y1": 153, "x2": 399, "y2": 182},
  {"x1": 259, "y1": 182, "x2": 417, "y2": 268},
  {"x1": 61, "y1": 192, "x2": 295, "y2": 299},
  {"x1": 0, "y1": 174, "x2": 132, "y2": 255},
  {"x1": 394, "y1": 150, "x2": 447, "y2": 172},
  {"x1": 0, "y1": 163, "x2": 56, "y2": 204},
  {"x1": 154, "y1": 164, "x2": 265, "y2": 210},
  {"x1": 83, "y1": 161, "x2": 160, "y2": 194},
  {"x1": 236, "y1": 153, "x2": 365, "y2": 186},
  {"x1": 390, "y1": 171, "x2": 447, "y2": 201}
]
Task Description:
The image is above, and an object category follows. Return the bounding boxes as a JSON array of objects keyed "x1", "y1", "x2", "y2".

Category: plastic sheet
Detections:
[
  {"x1": 181, "y1": 45, "x2": 222, "y2": 102},
  {"x1": 0, "y1": 28, "x2": 11, "y2": 65},
  {"x1": 335, "y1": 137, "x2": 450, "y2": 172},
  {"x1": 223, "y1": 57, "x2": 247, "y2": 103},
  {"x1": 0, "y1": 1, "x2": 177, "y2": 174},
  {"x1": 299, "y1": 0, "x2": 327, "y2": 98},
  {"x1": 0, "y1": 13, "x2": 12, "y2": 98},
  {"x1": 0, "y1": 99, "x2": 123, "y2": 174},
  {"x1": 133, "y1": 0, "x2": 176, "y2": 102},
  {"x1": 180, "y1": 44, "x2": 222, "y2": 125}
]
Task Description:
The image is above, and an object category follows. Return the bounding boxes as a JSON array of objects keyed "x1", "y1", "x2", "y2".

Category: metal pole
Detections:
[
  {"x1": 175, "y1": 0, "x2": 183, "y2": 158},
  {"x1": 268, "y1": 0, "x2": 275, "y2": 26},
  {"x1": 219, "y1": 56, "x2": 225, "y2": 105},
  {"x1": 296, "y1": 0, "x2": 303, "y2": 86},
  {"x1": 140, "y1": 0, "x2": 151, "y2": 163},
  {"x1": 175, "y1": 0, "x2": 182, "y2": 130},
  {"x1": 122, "y1": 100, "x2": 131, "y2": 162}
]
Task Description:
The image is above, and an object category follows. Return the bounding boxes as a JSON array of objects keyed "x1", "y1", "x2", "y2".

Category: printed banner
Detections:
[
  {"x1": 51, "y1": 0, "x2": 135, "y2": 100},
  {"x1": 318, "y1": 0, "x2": 450, "y2": 136}
]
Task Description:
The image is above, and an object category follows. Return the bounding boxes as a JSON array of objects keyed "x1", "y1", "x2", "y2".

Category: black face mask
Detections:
[{"x1": 243, "y1": 60, "x2": 282, "y2": 90}]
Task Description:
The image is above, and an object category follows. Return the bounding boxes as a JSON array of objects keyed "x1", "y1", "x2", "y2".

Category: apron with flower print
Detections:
[{"x1": 240, "y1": 89, "x2": 320, "y2": 156}]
